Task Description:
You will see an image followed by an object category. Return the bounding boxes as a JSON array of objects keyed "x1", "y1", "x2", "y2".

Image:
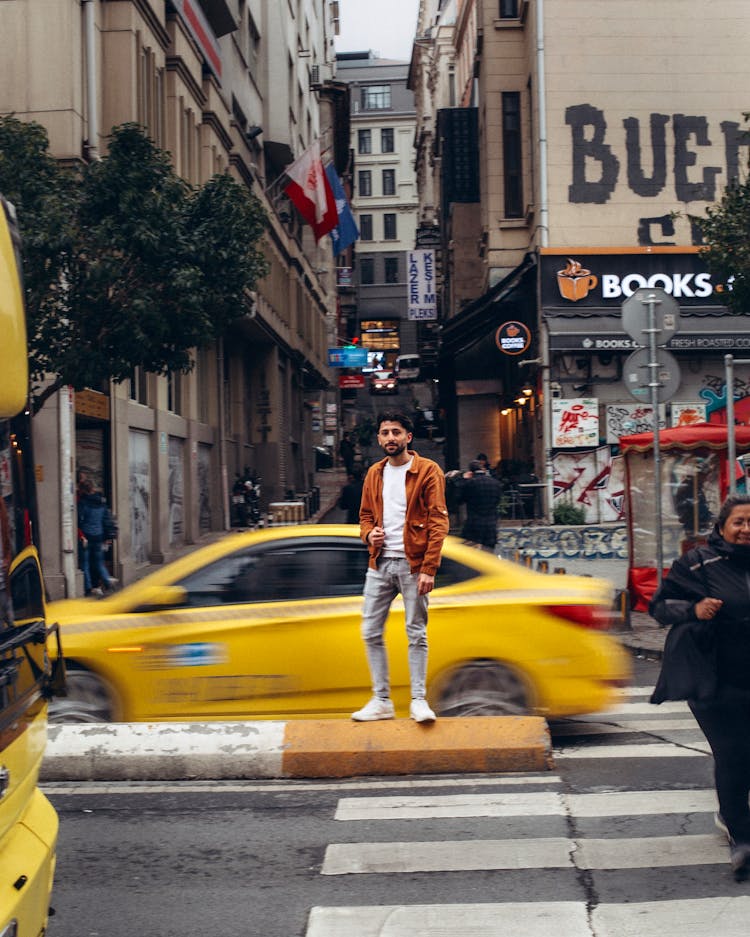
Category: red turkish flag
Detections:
[{"x1": 283, "y1": 141, "x2": 339, "y2": 241}]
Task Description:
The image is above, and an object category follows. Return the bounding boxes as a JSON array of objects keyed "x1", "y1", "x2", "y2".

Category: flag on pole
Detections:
[
  {"x1": 325, "y1": 164, "x2": 359, "y2": 256},
  {"x1": 283, "y1": 141, "x2": 338, "y2": 241}
]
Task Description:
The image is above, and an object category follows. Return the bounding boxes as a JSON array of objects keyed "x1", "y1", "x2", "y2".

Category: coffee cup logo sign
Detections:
[
  {"x1": 557, "y1": 258, "x2": 599, "y2": 301},
  {"x1": 496, "y1": 321, "x2": 531, "y2": 355}
]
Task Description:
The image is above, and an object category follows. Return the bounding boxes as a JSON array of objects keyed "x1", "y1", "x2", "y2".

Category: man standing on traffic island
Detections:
[{"x1": 353, "y1": 411, "x2": 449, "y2": 723}]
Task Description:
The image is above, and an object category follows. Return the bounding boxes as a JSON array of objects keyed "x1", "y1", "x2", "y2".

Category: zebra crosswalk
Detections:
[{"x1": 305, "y1": 685, "x2": 749, "y2": 936}]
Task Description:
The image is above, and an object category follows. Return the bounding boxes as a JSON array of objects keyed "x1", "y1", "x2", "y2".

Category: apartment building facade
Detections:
[
  {"x1": 412, "y1": 0, "x2": 750, "y2": 520},
  {"x1": 336, "y1": 51, "x2": 419, "y2": 369},
  {"x1": 0, "y1": 0, "x2": 345, "y2": 597}
]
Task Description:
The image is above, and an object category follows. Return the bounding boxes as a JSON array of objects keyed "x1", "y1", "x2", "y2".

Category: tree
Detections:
[
  {"x1": 696, "y1": 154, "x2": 750, "y2": 315},
  {"x1": 0, "y1": 119, "x2": 268, "y2": 413}
]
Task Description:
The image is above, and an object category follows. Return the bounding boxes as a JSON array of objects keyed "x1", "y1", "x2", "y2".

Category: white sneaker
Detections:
[
  {"x1": 351, "y1": 697, "x2": 395, "y2": 721},
  {"x1": 410, "y1": 698, "x2": 436, "y2": 723}
]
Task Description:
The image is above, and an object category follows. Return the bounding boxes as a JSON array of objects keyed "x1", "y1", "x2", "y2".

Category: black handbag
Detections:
[{"x1": 650, "y1": 618, "x2": 718, "y2": 703}]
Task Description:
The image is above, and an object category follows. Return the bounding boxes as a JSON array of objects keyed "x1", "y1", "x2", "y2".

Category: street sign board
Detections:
[
  {"x1": 327, "y1": 347, "x2": 368, "y2": 367},
  {"x1": 408, "y1": 249, "x2": 437, "y2": 320},
  {"x1": 624, "y1": 347, "x2": 681, "y2": 403},
  {"x1": 338, "y1": 374, "x2": 365, "y2": 389},
  {"x1": 621, "y1": 287, "x2": 680, "y2": 346}
]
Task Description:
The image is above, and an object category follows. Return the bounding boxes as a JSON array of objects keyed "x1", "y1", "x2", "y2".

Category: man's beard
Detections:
[{"x1": 382, "y1": 441, "x2": 407, "y2": 458}]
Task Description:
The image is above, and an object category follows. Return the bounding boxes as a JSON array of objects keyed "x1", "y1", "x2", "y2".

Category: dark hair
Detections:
[
  {"x1": 718, "y1": 495, "x2": 750, "y2": 529},
  {"x1": 469, "y1": 460, "x2": 483, "y2": 472},
  {"x1": 377, "y1": 410, "x2": 414, "y2": 434}
]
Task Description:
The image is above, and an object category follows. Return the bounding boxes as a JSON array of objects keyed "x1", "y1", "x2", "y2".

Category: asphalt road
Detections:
[{"x1": 43, "y1": 657, "x2": 740, "y2": 937}]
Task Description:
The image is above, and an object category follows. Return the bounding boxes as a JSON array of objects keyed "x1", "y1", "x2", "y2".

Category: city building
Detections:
[
  {"x1": 336, "y1": 51, "x2": 419, "y2": 371},
  {"x1": 0, "y1": 0, "x2": 347, "y2": 597},
  {"x1": 411, "y1": 0, "x2": 750, "y2": 520}
]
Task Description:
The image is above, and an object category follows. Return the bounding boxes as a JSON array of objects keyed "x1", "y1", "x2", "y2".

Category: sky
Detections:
[{"x1": 335, "y1": 0, "x2": 420, "y2": 61}]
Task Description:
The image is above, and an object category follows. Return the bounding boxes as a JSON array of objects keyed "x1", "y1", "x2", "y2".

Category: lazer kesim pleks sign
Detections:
[{"x1": 408, "y1": 250, "x2": 437, "y2": 321}]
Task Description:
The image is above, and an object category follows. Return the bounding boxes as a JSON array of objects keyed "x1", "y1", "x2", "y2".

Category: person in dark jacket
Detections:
[
  {"x1": 459, "y1": 460, "x2": 503, "y2": 551},
  {"x1": 649, "y1": 494, "x2": 750, "y2": 880},
  {"x1": 338, "y1": 468, "x2": 364, "y2": 524},
  {"x1": 78, "y1": 479, "x2": 117, "y2": 596}
]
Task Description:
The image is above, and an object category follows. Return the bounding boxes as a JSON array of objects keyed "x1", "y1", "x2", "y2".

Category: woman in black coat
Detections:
[{"x1": 649, "y1": 494, "x2": 750, "y2": 880}]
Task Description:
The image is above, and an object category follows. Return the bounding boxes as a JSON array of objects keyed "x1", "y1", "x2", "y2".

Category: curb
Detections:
[{"x1": 42, "y1": 716, "x2": 553, "y2": 781}]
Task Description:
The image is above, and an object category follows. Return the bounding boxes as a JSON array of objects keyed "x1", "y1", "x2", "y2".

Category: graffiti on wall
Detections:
[
  {"x1": 495, "y1": 524, "x2": 628, "y2": 560},
  {"x1": 700, "y1": 373, "x2": 750, "y2": 423},
  {"x1": 605, "y1": 404, "x2": 665, "y2": 443},
  {"x1": 565, "y1": 104, "x2": 749, "y2": 244},
  {"x1": 552, "y1": 447, "x2": 625, "y2": 523}
]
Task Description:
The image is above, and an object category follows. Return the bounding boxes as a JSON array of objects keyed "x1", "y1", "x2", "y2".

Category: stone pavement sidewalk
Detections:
[{"x1": 614, "y1": 610, "x2": 666, "y2": 659}]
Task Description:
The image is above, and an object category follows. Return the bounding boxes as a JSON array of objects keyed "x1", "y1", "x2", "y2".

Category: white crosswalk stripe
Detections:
[{"x1": 306, "y1": 682, "x2": 743, "y2": 937}]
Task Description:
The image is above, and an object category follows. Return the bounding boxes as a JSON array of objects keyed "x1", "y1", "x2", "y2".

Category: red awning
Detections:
[{"x1": 619, "y1": 423, "x2": 750, "y2": 453}]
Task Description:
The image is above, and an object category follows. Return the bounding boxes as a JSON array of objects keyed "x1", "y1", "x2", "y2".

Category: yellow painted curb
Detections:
[{"x1": 281, "y1": 716, "x2": 552, "y2": 778}]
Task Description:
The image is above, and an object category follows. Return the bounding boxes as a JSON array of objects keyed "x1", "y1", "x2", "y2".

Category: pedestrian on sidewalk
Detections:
[
  {"x1": 78, "y1": 479, "x2": 118, "y2": 597},
  {"x1": 339, "y1": 431, "x2": 356, "y2": 476},
  {"x1": 0, "y1": 495, "x2": 14, "y2": 625},
  {"x1": 353, "y1": 410, "x2": 449, "y2": 724},
  {"x1": 649, "y1": 494, "x2": 750, "y2": 881},
  {"x1": 338, "y1": 467, "x2": 364, "y2": 524},
  {"x1": 458, "y1": 459, "x2": 503, "y2": 551}
]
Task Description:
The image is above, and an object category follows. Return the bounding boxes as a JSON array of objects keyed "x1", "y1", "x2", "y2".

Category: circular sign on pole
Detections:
[
  {"x1": 623, "y1": 347, "x2": 681, "y2": 403},
  {"x1": 495, "y1": 321, "x2": 531, "y2": 356},
  {"x1": 621, "y1": 287, "x2": 680, "y2": 346}
]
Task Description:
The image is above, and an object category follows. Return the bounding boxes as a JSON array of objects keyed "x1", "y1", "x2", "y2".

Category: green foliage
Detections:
[
  {"x1": 696, "y1": 147, "x2": 750, "y2": 314},
  {"x1": 552, "y1": 500, "x2": 587, "y2": 525},
  {"x1": 0, "y1": 119, "x2": 268, "y2": 412}
]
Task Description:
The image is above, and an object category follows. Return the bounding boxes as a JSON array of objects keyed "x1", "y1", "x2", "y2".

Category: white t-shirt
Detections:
[{"x1": 381, "y1": 458, "x2": 412, "y2": 556}]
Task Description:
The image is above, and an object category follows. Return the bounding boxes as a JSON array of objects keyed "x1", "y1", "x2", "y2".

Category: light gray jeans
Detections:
[{"x1": 361, "y1": 556, "x2": 429, "y2": 700}]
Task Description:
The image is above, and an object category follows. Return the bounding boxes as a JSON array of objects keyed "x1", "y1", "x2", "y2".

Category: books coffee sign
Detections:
[
  {"x1": 407, "y1": 250, "x2": 437, "y2": 320},
  {"x1": 495, "y1": 321, "x2": 531, "y2": 356},
  {"x1": 552, "y1": 398, "x2": 600, "y2": 448}
]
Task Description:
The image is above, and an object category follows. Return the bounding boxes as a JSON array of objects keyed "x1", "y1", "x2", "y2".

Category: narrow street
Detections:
[{"x1": 44, "y1": 658, "x2": 746, "y2": 937}]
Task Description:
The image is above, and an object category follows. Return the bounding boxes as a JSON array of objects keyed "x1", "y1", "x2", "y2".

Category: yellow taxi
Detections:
[{"x1": 47, "y1": 525, "x2": 630, "y2": 722}]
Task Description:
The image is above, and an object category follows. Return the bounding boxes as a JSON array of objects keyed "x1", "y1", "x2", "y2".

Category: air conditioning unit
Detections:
[{"x1": 310, "y1": 63, "x2": 332, "y2": 89}]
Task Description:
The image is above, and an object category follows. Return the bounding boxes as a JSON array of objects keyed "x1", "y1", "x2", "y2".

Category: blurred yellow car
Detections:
[{"x1": 47, "y1": 525, "x2": 630, "y2": 722}]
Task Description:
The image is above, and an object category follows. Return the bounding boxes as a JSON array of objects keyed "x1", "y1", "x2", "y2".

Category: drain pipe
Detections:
[
  {"x1": 82, "y1": 0, "x2": 100, "y2": 161},
  {"x1": 535, "y1": 0, "x2": 553, "y2": 520}
]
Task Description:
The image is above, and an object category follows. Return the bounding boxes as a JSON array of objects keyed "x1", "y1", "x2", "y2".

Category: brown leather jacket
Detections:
[{"x1": 359, "y1": 450, "x2": 449, "y2": 576}]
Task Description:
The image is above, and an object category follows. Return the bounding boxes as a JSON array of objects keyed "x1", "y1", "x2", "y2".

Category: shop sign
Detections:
[
  {"x1": 549, "y1": 332, "x2": 750, "y2": 352},
  {"x1": 552, "y1": 398, "x2": 599, "y2": 448},
  {"x1": 541, "y1": 251, "x2": 726, "y2": 311},
  {"x1": 328, "y1": 347, "x2": 368, "y2": 367},
  {"x1": 495, "y1": 321, "x2": 532, "y2": 356},
  {"x1": 339, "y1": 374, "x2": 365, "y2": 389},
  {"x1": 407, "y1": 250, "x2": 437, "y2": 320}
]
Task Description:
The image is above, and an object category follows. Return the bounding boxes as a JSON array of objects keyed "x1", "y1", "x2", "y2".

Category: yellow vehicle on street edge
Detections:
[
  {"x1": 0, "y1": 195, "x2": 63, "y2": 936},
  {"x1": 47, "y1": 525, "x2": 631, "y2": 724}
]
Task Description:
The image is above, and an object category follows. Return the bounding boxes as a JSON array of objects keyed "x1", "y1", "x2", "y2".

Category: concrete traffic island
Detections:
[{"x1": 42, "y1": 716, "x2": 553, "y2": 781}]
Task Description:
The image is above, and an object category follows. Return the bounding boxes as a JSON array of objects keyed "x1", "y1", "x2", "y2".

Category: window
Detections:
[
  {"x1": 359, "y1": 256, "x2": 375, "y2": 284},
  {"x1": 358, "y1": 170, "x2": 372, "y2": 197},
  {"x1": 384, "y1": 257, "x2": 399, "y2": 283},
  {"x1": 358, "y1": 129, "x2": 371, "y2": 154},
  {"x1": 499, "y1": 0, "x2": 518, "y2": 16},
  {"x1": 381, "y1": 127, "x2": 394, "y2": 152},
  {"x1": 383, "y1": 213, "x2": 397, "y2": 240},
  {"x1": 359, "y1": 214, "x2": 373, "y2": 241},
  {"x1": 361, "y1": 84, "x2": 391, "y2": 110},
  {"x1": 176, "y1": 539, "x2": 371, "y2": 605},
  {"x1": 502, "y1": 91, "x2": 524, "y2": 218},
  {"x1": 129, "y1": 367, "x2": 148, "y2": 405},
  {"x1": 382, "y1": 168, "x2": 396, "y2": 196}
]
